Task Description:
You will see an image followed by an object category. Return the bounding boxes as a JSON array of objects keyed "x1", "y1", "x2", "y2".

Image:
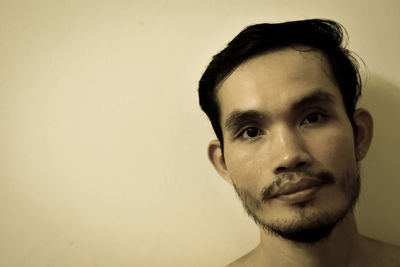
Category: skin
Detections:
[{"x1": 208, "y1": 47, "x2": 400, "y2": 266}]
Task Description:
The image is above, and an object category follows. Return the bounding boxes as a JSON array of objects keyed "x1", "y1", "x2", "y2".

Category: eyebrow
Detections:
[
  {"x1": 291, "y1": 91, "x2": 335, "y2": 113},
  {"x1": 224, "y1": 91, "x2": 336, "y2": 131},
  {"x1": 224, "y1": 110, "x2": 265, "y2": 131}
]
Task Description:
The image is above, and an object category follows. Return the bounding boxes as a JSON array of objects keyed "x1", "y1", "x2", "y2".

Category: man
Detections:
[{"x1": 198, "y1": 19, "x2": 400, "y2": 266}]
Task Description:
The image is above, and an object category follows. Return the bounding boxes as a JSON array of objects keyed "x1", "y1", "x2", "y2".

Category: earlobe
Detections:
[
  {"x1": 208, "y1": 140, "x2": 233, "y2": 184},
  {"x1": 353, "y1": 108, "x2": 374, "y2": 161}
]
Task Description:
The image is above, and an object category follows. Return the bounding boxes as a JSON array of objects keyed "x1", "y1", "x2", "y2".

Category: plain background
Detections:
[{"x1": 0, "y1": 0, "x2": 399, "y2": 266}]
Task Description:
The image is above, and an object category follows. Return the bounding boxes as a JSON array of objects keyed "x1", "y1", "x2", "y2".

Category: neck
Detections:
[{"x1": 254, "y1": 213, "x2": 365, "y2": 267}]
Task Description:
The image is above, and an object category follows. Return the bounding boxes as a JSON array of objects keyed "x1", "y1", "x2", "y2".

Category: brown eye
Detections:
[
  {"x1": 243, "y1": 127, "x2": 260, "y2": 138},
  {"x1": 303, "y1": 112, "x2": 322, "y2": 124}
]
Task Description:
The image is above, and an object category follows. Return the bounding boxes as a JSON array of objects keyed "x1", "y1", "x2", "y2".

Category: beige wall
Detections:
[{"x1": 0, "y1": 0, "x2": 399, "y2": 266}]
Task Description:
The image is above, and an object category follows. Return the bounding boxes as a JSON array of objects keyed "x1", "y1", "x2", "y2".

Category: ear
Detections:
[
  {"x1": 208, "y1": 140, "x2": 233, "y2": 185},
  {"x1": 353, "y1": 108, "x2": 373, "y2": 161}
]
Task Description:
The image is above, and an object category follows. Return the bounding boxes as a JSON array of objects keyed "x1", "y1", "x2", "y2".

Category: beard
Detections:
[{"x1": 233, "y1": 168, "x2": 360, "y2": 245}]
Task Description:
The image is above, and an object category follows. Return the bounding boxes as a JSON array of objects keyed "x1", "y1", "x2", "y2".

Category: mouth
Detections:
[{"x1": 271, "y1": 179, "x2": 326, "y2": 203}]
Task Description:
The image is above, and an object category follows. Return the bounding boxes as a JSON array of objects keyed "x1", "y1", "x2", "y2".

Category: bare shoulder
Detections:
[
  {"x1": 225, "y1": 253, "x2": 252, "y2": 267},
  {"x1": 360, "y1": 235, "x2": 400, "y2": 266},
  {"x1": 225, "y1": 249, "x2": 260, "y2": 267}
]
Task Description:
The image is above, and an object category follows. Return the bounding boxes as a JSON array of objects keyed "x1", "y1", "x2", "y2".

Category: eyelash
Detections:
[
  {"x1": 238, "y1": 126, "x2": 264, "y2": 141},
  {"x1": 237, "y1": 112, "x2": 327, "y2": 141},
  {"x1": 301, "y1": 111, "x2": 327, "y2": 125}
]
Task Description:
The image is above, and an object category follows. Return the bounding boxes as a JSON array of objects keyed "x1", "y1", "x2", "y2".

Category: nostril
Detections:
[
  {"x1": 275, "y1": 166, "x2": 287, "y2": 173},
  {"x1": 275, "y1": 161, "x2": 307, "y2": 174},
  {"x1": 296, "y1": 161, "x2": 307, "y2": 168}
]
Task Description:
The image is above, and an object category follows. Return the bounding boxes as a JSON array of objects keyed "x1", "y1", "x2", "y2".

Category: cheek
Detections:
[
  {"x1": 224, "y1": 146, "x2": 265, "y2": 191},
  {"x1": 309, "y1": 128, "x2": 357, "y2": 172}
]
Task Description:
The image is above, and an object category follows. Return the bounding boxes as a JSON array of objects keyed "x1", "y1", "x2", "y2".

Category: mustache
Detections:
[{"x1": 261, "y1": 171, "x2": 335, "y2": 201}]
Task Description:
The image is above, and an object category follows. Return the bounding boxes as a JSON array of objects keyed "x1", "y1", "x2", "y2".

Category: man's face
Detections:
[{"x1": 215, "y1": 48, "x2": 361, "y2": 243}]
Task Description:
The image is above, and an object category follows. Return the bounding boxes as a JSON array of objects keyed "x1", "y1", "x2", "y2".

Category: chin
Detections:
[
  {"x1": 255, "y1": 192, "x2": 358, "y2": 244},
  {"x1": 262, "y1": 208, "x2": 349, "y2": 244},
  {"x1": 234, "y1": 168, "x2": 361, "y2": 244}
]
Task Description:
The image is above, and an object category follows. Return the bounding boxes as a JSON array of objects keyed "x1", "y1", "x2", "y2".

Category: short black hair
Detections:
[{"x1": 198, "y1": 19, "x2": 362, "y2": 149}]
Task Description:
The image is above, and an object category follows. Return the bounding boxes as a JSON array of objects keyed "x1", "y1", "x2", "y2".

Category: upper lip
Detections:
[{"x1": 271, "y1": 179, "x2": 324, "y2": 198}]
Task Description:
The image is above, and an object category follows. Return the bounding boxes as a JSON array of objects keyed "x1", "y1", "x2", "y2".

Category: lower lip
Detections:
[{"x1": 275, "y1": 185, "x2": 323, "y2": 203}]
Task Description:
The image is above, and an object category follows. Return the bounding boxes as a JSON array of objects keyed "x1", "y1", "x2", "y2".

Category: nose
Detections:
[{"x1": 271, "y1": 126, "x2": 312, "y2": 174}]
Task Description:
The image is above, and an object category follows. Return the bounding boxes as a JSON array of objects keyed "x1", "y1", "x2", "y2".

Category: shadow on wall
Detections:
[{"x1": 356, "y1": 74, "x2": 400, "y2": 246}]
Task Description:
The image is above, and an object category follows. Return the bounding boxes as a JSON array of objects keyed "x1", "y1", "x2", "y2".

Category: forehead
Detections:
[{"x1": 217, "y1": 48, "x2": 342, "y2": 121}]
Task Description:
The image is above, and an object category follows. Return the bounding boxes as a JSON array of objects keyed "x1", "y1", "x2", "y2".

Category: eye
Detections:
[
  {"x1": 240, "y1": 127, "x2": 262, "y2": 139},
  {"x1": 302, "y1": 112, "x2": 323, "y2": 125}
]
